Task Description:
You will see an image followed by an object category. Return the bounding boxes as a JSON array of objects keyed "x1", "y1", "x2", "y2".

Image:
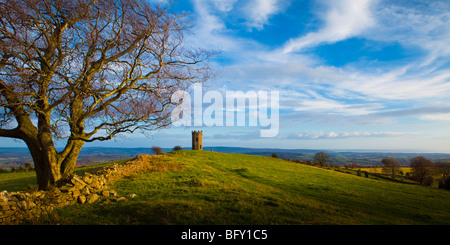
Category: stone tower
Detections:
[{"x1": 192, "y1": 131, "x2": 203, "y2": 150}]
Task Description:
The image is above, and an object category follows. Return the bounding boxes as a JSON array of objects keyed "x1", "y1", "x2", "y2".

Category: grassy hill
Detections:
[{"x1": 22, "y1": 150, "x2": 448, "y2": 225}]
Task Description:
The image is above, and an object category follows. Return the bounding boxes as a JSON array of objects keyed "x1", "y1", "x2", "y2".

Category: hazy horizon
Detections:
[{"x1": 1, "y1": 145, "x2": 449, "y2": 154}]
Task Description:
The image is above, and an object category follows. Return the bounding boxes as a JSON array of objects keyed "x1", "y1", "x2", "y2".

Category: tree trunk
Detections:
[
  {"x1": 24, "y1": 140, "x2": 50, "y2": 190},
  {"x1": 59, "y1": 140, "x2": 85, "y2": 181},
  {"x1": 25, "y1": 138, "x2": 84, "y2": 190}
]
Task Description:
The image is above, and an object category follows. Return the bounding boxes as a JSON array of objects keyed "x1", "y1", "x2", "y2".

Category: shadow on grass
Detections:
[{"x1": 48, "y1": 200, "x2": 219, "y2": 225}]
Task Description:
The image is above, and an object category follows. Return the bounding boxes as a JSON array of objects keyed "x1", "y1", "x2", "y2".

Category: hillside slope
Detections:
[{"x1": 47, "y1": 150, "x2": 450, "y2": 225}]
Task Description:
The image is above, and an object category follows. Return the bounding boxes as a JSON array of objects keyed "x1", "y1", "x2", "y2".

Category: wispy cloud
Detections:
[
  {"x1": 188, "y1": 0, "x2": 238, "y2": 50},
  {"x1": 282, "y1": 0, "x2": 375, "y2": 53},
  {"x1": 209, "y1": 0, "x2": 237, "y2": 12},
  {"x1": 420, "y1": 113, "x2": 450, "y2": 122},
  {"x1": 370, "y1": 1, "x2": 450, "y2": 66},
  {"x1": 284, "y1": 105, "x2": 450, "y2": 126},
  {"x1": 292, "y1": 95, "x2": 384, "y2": 116},
  {"x1": 336, "y1": 67, "x2": 450, "y2": 101},
  {"x1": 243, "y1": 0, "x2": 285, "y2": 30},
  {"x1": 211, "y1": 131, "x2": 261, "y2": 141},
  {"x1": 206, "y1": 0, "x2": 450, "y2": 107},
  {"x1": 290, "y1": 131, "x2": 413, "y2": 140}
]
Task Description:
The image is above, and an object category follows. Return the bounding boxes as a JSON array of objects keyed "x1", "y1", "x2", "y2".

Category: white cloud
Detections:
[
  {"x1": 219, "y1": 54, "x2": 450, "y2": 111},
  {"x1": 243, "y1": 0, "x2": 283, "y2": 30},
  {"x1": 293, "y1": 131, "x2": 410, "y2": 139},
  {"x1": 420, "y1": 113, "x2": 450, "y2": 122},
  {"x1": 336, "y1": 67, "x2": 450, "y2": 101},
  {"x1": 282, "y1": 0, "x2": 375, "y2": 53},
  {"x1": 294, "y1": 99, "x2": 384, "y2": 116},
  {"x1": 188, "y1": 0, "x2": 238, "y2": 50},
  {"x1": 284, "y1": 104, "x2": 450, "y2": 127},
  {"x1": 210, "y1": 0, "x2": 237, "y2": 12},
  {"x1": 188, "y1": 0, "x2": 450, "y2": 95},
  {"x1": 212, "y1": 130, "x2": 261, "y2": 141}
]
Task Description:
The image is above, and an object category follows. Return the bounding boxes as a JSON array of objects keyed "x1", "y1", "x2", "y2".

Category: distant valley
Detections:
[{"x1": 1, "y1": 147, "x2": 450, "y2": 169}]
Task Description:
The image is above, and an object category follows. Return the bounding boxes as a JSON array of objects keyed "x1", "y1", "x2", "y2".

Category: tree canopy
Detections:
[
  {"x1": 314, "y1": 152, "x2": 329, "y2": 167},
  {"x1": 381, "y1": 157, "x2": 401, "y2": 179},
  {"x1": 410, "y1": 156, "x2": 434, "y2": 185},
  {"x1": 0, "y1": 0, "x2": 214, "y2": 189}
]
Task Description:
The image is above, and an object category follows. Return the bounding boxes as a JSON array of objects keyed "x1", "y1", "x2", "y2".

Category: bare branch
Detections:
[{"x1": 0, "y1": 0, "x2": 216, "y2": 188}]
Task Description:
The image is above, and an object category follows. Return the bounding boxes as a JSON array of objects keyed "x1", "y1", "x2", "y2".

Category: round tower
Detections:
[{"x1": 192, "y1": 131, "x2": 203, "y2": 150}]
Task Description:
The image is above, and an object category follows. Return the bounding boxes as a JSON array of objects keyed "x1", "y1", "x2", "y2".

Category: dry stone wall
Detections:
[{"x1": 0, "y1": 154, "x2": 157, "y2": 224}]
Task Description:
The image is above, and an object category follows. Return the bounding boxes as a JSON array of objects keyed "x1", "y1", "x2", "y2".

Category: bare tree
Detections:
[
  {"x1": 0, "y1": 0, "x2": 215, "y2": 189},
  {"x1": 410, "y1": 156, "x2": 434, "y2": 185},
  {"x1": 381, "y1": 157, "x2": 401, "y2": 179},
  {"x1": 152, "y1": 146, "x2": 162, "y2": 155},
  {"x1": 435, "y1": 162, "x2": 450, "y2": 180},
  {"x1": 314, "y1": 152, "x2": 329, "y2": 167},
  {"x1": 435, "y1": 162, "x2": 450, "y2": 189}
]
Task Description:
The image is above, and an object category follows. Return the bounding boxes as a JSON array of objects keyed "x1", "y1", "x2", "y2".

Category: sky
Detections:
[{"x1": 2, "y1": 0, "x2": 450, "y2": 152}]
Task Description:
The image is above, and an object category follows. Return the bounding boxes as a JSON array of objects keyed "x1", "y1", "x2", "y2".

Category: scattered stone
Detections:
[
  {"x1": 87, "y1": 194, "x2": 99, "y2": 204},
  {"x1": 81, "y1": 186, "x2": 90, "y2": 195},
  {"x1": 0, "y1": 204, "x2": 10, "y2": 211},
  {"x1": 0, "y1": 191, "x2": 9, "y2": 203},
  {"x1": 72, "y1": 189, "x2": 81, "y2": 198},
  {"x1": 101, "y1": 190, "x2": 110, "y2": 197},
  {"x1": 71, "y1": 175, "x2": 87, "y2": 188},
  {"x1": 58, "y1": 186, "x2": 70, "y2": 193},
  {"x1": 17, "y1": 200, "x2": 29, "y2": 210},
  {"x1": 78, "y1": 195, "x2": 86, "y2": 204},
  {"x1": 52, "y1": 187, "x2": 62, "y2": 196},
  {"x1": 32, "y1": 191, "x2": 45, "y2": 199},
  {"x1": 116, "y1": 197, "x2": 127, "y2": 202},
  {"x1": 82, "y1": 175, "x2": 92, "y2": 184},
  {"x1": 110, "y1": 190, "x2": 117, "y2": 197}
]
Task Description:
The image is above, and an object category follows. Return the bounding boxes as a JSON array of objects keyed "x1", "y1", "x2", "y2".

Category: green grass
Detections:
[
  {"x1": 31, "y1": 150, "x2": 450, "y2": 225},
  {"x1": 0, "y1": 171, "x2": 37, "y2": 192}
]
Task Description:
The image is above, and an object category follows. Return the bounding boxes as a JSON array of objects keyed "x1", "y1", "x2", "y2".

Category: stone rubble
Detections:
[{"x1": 0, "y1": 154, "x2": 158, "y2": 224}]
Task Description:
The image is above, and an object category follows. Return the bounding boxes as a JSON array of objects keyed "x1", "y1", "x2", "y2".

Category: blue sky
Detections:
[{"x1": 3, "y1": 0, "x2": 450, "y2": 152}]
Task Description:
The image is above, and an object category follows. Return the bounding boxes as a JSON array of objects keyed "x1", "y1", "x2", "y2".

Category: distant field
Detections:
[
  {"x1": 2, "y1": 147, "x2": 450, "y2": 168},
  {"x1": 359, "y1": 167, "x2": 412, "y2": 174},
  {"x1": 30, "y1": 150, "x2": 450, "y2": 225}
]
